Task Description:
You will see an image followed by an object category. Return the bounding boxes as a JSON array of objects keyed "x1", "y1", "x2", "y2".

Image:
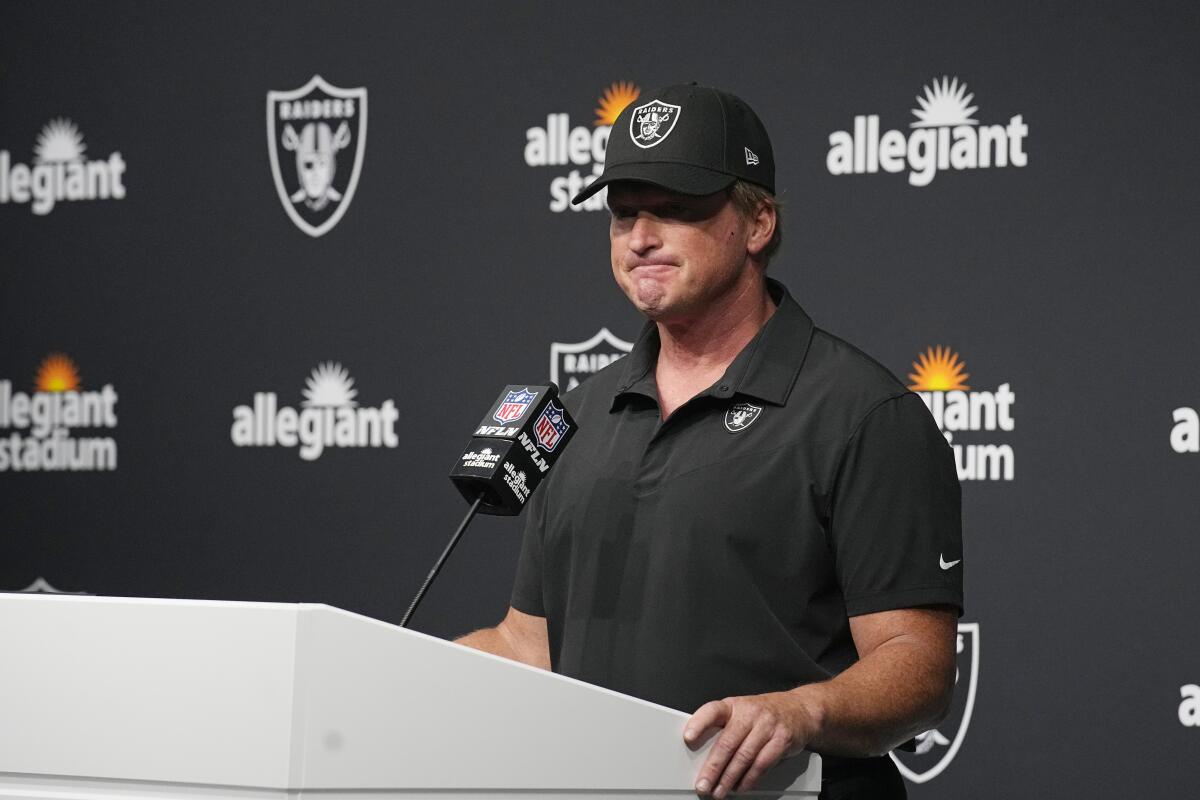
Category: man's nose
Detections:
[{"x1": 627, "y1": 214, "x2": 662, "y2": 254}]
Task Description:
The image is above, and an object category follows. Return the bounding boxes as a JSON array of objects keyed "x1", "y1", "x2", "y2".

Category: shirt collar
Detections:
[{"x1": 613, "y1": 278, "x2": 815, "y2": 409}]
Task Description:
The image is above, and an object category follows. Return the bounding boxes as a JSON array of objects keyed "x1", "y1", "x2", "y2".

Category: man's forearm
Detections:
[
  {"x1": 454, "y1": 610, "x2": 552, "y2": 671},
  {"x1": 789, "y1": 635, "x2": 954, "y2": 757},
  {"x1": 455, "y1": 626, "x2": 519, "y2": 660}
]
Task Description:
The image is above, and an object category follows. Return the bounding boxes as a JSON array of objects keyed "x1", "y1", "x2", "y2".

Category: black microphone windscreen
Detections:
[{"x1": 448, "y1": 382, "x2": 578, "y2": 516}]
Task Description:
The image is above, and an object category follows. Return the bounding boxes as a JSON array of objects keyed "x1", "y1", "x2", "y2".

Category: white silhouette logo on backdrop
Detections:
[
  {"x1": 550, "y1": 328, "x2": 634, "y2": 391},
  {"x1": 267, "y1": 75, "x2": 367, "y2": 237},
  {"x1": 891, "y1": 622, "x2": 980, "y2": 783}
]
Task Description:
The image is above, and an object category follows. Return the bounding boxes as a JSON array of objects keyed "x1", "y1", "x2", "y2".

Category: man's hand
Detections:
[
  {"x1": 682, "y1": 607, "x2": 957, "y2": 797},
  {"x1": 684, "y1": 690, "x2": 820, "y2": 798}
]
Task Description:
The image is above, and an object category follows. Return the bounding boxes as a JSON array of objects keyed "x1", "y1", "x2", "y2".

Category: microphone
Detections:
[
  {"x1": 449, "y1": 383, "x2": 578, "y2": 515},
  {"x1": 400, "y1": 383, "x2": 577, "y2": 627}
]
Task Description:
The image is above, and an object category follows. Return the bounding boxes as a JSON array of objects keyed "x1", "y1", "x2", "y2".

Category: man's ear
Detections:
[{"x1": 745, "y1": 200, "x2": 776, "y2": 257}]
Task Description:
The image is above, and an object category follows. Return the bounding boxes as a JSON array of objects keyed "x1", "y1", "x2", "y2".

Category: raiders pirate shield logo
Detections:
[
  {"x1": 629, "y1": 99, "x2": 682, "y2": 148},
  {"x1": 550, "y1": 328, "x2": 633, "y2": 391},
  {"x1": 891, "y1": 622, "x2": 980, "y2": 783},
  {"x1": 724, "y1": 402, "x2": 763, "y2": 432},
  {"x1": 267, "y1": 75, "x2": 367, "y2": 237}
]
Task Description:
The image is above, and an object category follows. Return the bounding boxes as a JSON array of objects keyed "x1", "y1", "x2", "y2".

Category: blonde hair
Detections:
[{"x1": 727, "y1": 180, "x2": 782, "y2": 266}]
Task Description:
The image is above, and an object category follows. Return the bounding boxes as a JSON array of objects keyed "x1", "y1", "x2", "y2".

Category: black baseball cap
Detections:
[{"x1": 571, "y1": 83, "x2": 775, "y2": 205}]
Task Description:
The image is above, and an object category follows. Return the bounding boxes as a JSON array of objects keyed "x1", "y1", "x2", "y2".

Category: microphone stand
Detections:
[{"x1": 400, "y1": 494, "x2": 486, "y2": 628}]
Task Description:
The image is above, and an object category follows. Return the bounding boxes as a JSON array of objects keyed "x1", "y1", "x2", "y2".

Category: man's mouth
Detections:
[{"x1": 628, "y1": 262, "x2": 678, "y2": 276}]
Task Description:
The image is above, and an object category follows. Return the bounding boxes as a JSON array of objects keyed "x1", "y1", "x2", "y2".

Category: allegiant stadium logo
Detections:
[
  {"x1": 827, "y1": 76, "x2": 1028, "y2": 186},
  {"x1": 908, "y1": 346, "x2": 1015, "y2": 481},
  {"x1": 0, "y1": 354, "x2": 119, "y2": 472},
  {"x1": 524, "y1": 82, "x2": 640, "y2": 212}
]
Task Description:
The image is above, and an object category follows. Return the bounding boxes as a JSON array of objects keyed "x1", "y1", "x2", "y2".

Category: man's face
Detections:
[{"x1": 608, "y1": 183, "x2": 754, "y2": 323}]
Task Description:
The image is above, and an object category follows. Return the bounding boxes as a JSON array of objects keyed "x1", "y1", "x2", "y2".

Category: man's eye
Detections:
[{"x1": 611, "y1": 207, "x2": 636, "y2": 219}]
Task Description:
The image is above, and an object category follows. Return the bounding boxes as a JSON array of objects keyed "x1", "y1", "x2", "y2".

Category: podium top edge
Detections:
[
  {"x1": 0, "y1": 593, "x2": 693, "y2": 720},
  {"x1": 0, "y1": 593, "x2": 316, "y2": 611}
]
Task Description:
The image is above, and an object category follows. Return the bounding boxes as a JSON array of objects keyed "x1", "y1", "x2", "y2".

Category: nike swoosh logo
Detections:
[{"x1": 940, "y1": 555, "x2": 962, "y2": 570}]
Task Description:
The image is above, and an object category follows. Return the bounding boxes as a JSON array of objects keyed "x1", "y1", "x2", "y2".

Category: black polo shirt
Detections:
[{"x1": 512, "y1": 279, "x2": 962, "y2": 714}]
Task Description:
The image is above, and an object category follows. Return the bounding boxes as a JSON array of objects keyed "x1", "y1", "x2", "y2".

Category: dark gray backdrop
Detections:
[{"x1": 3, "y1": 1, "x2": 1198, "y2": 796}]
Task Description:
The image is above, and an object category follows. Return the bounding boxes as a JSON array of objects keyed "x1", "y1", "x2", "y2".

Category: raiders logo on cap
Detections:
[
  {"x1": 573, "y1": 83, "x2": 775, "y2": 206},
  {"x1": 629, "y1": 100, "x2": 682, "y2": 148}
]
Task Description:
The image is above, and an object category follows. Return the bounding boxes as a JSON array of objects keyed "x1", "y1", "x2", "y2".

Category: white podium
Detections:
[{"x1": 0, "y1": 595, "x2": 820, "y2": 799}]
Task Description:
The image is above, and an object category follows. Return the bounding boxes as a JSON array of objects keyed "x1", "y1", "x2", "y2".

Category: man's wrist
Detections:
[{"x1": 784, "y1": 683, "x2": 828, "y2": 748}]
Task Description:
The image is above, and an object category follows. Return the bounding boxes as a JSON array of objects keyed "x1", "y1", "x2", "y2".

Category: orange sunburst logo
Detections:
[
  {"x1": 595, "y1": 81, "x2": 640, "y2": 126},
  {"x1": 35, "y1": 353, "x2": 81, "y2": 392},
  {"x1": 908, "y1": 346, "x2": 970, "y2": 391}
]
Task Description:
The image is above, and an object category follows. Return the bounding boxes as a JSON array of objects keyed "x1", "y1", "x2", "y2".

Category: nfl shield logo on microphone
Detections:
[
  {"x1": 533, "y1": 400, "x2": 570, "y2": 452},
  {"x1": 493, "y1": 388, "x2": 538, "y2": 424}
]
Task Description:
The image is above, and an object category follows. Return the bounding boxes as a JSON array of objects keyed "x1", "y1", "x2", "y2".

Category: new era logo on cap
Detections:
[{"x1": 745, "y1": 147, "x2": 760, "y2": 165}]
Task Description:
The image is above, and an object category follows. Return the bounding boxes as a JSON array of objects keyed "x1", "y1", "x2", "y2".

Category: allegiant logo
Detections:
[
  {"x1": 827, "y1": 77, "x2": 1028, "y2": 187},
  {"x1": 0, "y1": 119, "x2": 127, "y2": 214},
  {"x1": 230, "y1": 362, "x2": 398, "y2": 460}
]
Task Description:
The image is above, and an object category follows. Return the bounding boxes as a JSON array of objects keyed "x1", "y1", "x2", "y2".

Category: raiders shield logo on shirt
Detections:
[{"x1": 724, "y1": 402, "x2": 763, "y2": 433}]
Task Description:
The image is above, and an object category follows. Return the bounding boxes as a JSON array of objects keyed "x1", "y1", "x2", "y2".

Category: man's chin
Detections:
[
  {"x1": 637, "y1": 301, "x2": 698, "y2": 325},
  {"x1": 631, "y1": 278, "x2": 670, "y2": 312}
]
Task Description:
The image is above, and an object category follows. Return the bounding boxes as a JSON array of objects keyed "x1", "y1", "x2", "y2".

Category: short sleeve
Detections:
[
  {"x1": 829, "y1": 393, "x2": 964, "y2": 617},
  {"x1": 509, "y1": 482, "x2": 547, "y2": 616}
]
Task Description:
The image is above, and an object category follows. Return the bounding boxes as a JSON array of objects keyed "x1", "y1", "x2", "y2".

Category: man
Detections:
[{"x1": 458, "y1": 83, "x2": 963, "y2": 799}]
